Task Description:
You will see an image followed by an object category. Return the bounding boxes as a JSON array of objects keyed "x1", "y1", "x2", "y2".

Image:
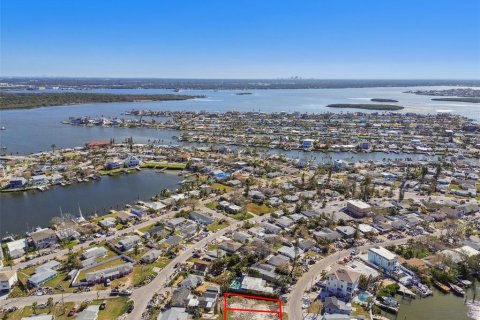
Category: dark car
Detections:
[{"x1": 67, "y1": 307, "x2": 77, "y2": 317}]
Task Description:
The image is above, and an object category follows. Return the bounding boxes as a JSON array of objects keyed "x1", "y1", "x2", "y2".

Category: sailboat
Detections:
[{"x1": 73, "y1": 204, "x2": 86, "y2": 224}]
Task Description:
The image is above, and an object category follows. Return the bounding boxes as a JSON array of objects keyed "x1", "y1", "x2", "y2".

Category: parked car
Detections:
[{"x1": 68, "y1": 307, "x2": 77, "y2": 317}]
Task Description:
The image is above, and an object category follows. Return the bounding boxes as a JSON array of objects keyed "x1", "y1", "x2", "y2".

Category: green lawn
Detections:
[
  {"x1": 212, "y1": 183, "x2": 233, "y2": 193},
  {"x1": 5, "y1": 302, "x2": 75, "y2": 320},
  {"x1": 91, "y1": 297, "x2": 130, "y2": 320},
  {"x1": 228, "y1": 212, "x2": 254, "y2": 220},
  {"x1": 246, "y1": 203, "x2": 273, "y2": 216},
  {"x1": 207, "y1": 221, "x2": 229, "y2": 231},
  {"x1": 205, "y1": 201, "x2": 218, "y2": 210},
  {"x1": 140, "y1": 162, "x2": 186, "y2": 170}
]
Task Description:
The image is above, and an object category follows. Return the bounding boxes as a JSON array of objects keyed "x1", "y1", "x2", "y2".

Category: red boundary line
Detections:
[{"x1": 224, "y1": 293, "x2": 283, "y2": 320}]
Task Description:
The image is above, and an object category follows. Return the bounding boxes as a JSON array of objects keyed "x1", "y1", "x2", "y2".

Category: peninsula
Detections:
[
  {"x1": 326, "y1": 103, "x2": 404, "y2": 110},
  {"x1": 0, "y1": 92, "x2": 202, "y2": 110},
  {"x1": 432, "y1": 97, "x2": 480, "y2": 103}
]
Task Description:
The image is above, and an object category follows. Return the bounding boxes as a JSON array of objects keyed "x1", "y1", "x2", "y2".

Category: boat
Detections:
[
  {"x1": 0, "y1": 126, "x2": 6, "y2": 130},
  {"x1": 449, "y1": 283, "x2": 465, "y2": 296},
  {"x1": 433, "y1": 279, "x2": 451, "y2": 293},
  {"x1": 36, "y1": 185, "x2": 48, "y2": 192}
]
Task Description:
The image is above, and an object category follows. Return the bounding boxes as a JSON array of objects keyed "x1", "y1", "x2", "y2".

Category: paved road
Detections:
[
  {"x1": 285, "y1": 237, "x2": 414, "y2": 320},
  {"x1": 126, "y1": 214, "x2": 265, "y2": 320}
]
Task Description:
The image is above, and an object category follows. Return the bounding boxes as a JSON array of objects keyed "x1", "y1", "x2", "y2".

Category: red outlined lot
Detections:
[{"x1": 224, "y1": 292, "x2": 283, "y2": 320}]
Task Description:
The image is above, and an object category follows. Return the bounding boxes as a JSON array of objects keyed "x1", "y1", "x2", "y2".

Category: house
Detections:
[
  {"x1": 198, "y1": 286, "x2": 220, "y2": 311},
  {"x1": 85, "y1": 263, "x2": 133, "y2": 285},
  {"x1": 276, "y1": 216, "x2": 294, "y2": 228},
  {"x1": 325, "y1": 266, "x2": 361, "y2": 299},
  {"x1": 180, "y1": 274, "x2": 204, "y2": 289},
  {"x1": 323, "y1": 296, "x2": 352, "y2": 315},
  {"x1": 6, "y1": 238, "x2": 27, "y2": 259},
  {"x1": 131, "y1": 205, "x2": 147, "y2": 219},
  {"x1": 105, "y1": 161, "x2": 123, "y2": 170},
  {"x1": 233, "y1": 231, "x2": 252, "y2": 244},
  {"x1": 266, "y1": 255, "x2": 289, "y2": 268},
  {"x1": 313, "y1": 228, "x2": 341, "y2": 242},
  {"x1": 278, "y1": 245, "x2": 304, "y2": 261},
  {"x1": 192, "y1": 260, "x2": 212, "y2": 276},
  {"x1": 302, "y1": 210, "x2": 322, "y2": 219},
  {"x1": 9, "y1": 177, "x2": 27, "y2": 188},
  {"x1": 335, "y1": 226, "x2": 356, "y2": 239},
  {"x1": 250, "y1": 263, "x2": 278, "y2": 282},
  {"x1": 141, "y1": 249, "x2": 163, "y2": 264},
  {"x1": 157, "y1": 307, "x2": 188, "y2": 320},
  {"x1": 116, "y1": 235, "x2": 141, "y2": 251},
  {"x1": 346, "y1": 200, "x2": 371, "y2": 218},
  {"x1": 240, "y1": 276, "x2": 274, "y2": 293},
  {"x1": 260, "y1": 222, "x2": 281, "y2": 234},
  {"x1": 0, "y1": 270, "x2": 18, "y2": 292},
  {"x1": 219, "y1": 240, "x2": 243, "y2": 254},
  {"x1": 30, "y1": 228, "x2": 57, "y2": 249},
  {"x1": 83, "y1": 247, "x2": 108, "y2": 260},
  {"x1": 116, "y1": 210, "x2": 135, "y2": 224},
  {"x1": 302, "y1": 138, "x2": 315, "y2": 149},
  {"x1": 124, "y1": 156, "x2": 141, "y2": 167},
  {"x1": 36, "y1": 260, "x2": 61, "y2": 272},
  {"x1": 162, "y1": 235, "x2": 183, "y2": 247},
  {"x1": 75, "y1": 305, "x2": 100, "y2": 320},
  {"x1": 299, "y1": 239, "x2": 316, "y2": 251},
  {"x1": 167, "y1": 217, "x2": 187, "y2": 230},
  {"x1": 28, "y1": 269, "x2": 57, "y2": 287},
  {"x1": 189, "y1": 211, "x2": 214, "y2": 225},
  {"x1": 30, "y1": 174, "x2": 48, "y2": 185},
  {"x1": 171, "y1": 287, "x2": 192, "y2": 308},
  {"x1": 368, "y1": 247, "x2": 399, "y2": 274},
  {"x1": 99, "y1": 217, "x2": 116, "y2": 228}
]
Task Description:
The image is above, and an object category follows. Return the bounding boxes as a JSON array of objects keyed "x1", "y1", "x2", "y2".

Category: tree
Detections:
[
  {"x1": 51, "y1": 144, "x2": 56, "y2": 153},
  {"x1": 289, "y1": 239, "x2": 300, "y2": 278},
  {"x1": 32, "y1": 302, "x2": 38, "y2": 315},
  {"x1": 47, "y1": 297, "x2": 54, "y2": 314}
]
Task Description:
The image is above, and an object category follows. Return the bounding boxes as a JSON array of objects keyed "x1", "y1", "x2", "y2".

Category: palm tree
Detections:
[
  {"x1": 47, "y1": 297, "x2": 54, "y2": 314},
  {"x1": 51, "y1": 144, "x2": 56, "y2": 153},
  {"x1": 32, "y1": 302, "x2": 38, "y2": 315}
]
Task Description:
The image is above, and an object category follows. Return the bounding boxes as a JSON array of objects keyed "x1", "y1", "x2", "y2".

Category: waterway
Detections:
[
  {"x1": 385, "y1": 281, "x2": 480, "y2": 320},
  {"x1": 0, "y1": 170, "x2": 181, "y2": 237},
  {"x1": 1, "y1": 86, "x2": 479, "y2": 155}
]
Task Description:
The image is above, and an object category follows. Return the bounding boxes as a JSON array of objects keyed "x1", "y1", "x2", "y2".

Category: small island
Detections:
[
  {"x1": 326, "y1": 103, "x2": 404, "y2": 111},
  {"x1": 0, "y1": 92, "x2": 203, "y2": 110},
  {"x1": 371, "y1": 98, "x2": 398, "y2": 103},
  {"x1": 235, "y1": 92, "x2": 253, "y2": 95},
  {"x1": 431, "y1": 97, "x2": 480, "y2": 103}
]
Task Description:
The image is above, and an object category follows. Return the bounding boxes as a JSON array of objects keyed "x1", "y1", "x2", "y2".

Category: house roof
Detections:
[{"x1": 327, "y1": 266, "x2": 361, "y2": 283}]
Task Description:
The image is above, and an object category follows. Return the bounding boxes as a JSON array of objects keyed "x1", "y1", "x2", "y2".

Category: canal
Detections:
[
  {"x1": 385, "y1": 281, "x2": 480, "y2": 320},
  {"x1": 0, "y1": 170, "x2": 181, "y2": 237}
]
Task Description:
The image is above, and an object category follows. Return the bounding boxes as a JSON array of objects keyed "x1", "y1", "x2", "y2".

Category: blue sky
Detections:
[{"x1": 1, "y1": 0, "x2": 479, "y2": 78}]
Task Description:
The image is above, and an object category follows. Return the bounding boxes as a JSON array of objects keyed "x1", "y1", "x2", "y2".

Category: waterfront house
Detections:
[
  {"x1": 8, "y1": 177, "x2": 27, "y2": 188},
  {"x1": 116, "y1": 210, "x2": 135, "y2": 224},
  {"x1": 302, "y1": 138, "x2": 315, "y2": 149},
  {"x1": 131, "y1": 205, "x2": 147, "y2": 219},
  {"x1": 325, "y1": 266, "x2": 361, "y2": 299},
  {"x1": 99, "y1": 217, "x2": 116, "y2": 228},
  {"x1": 116, "y1": 235, "x2": 141, "y2": 251},
  {"x1": 0, "y1": 270, "x2": 18, "y2": 293},
  {"x1": 189, "y1": 211, "x2": 214, "y2": 225},
  {"x1": 6, "y1": 238, "x2": 27, "y2": 259},
  {"x1": 124, "y1": 156, "x2": 141, "y2": 167},
  {"x1": 368, "y1": 247, "x2": 399, "y2": 274},
  {"x1": 30, "y1": 228, "x2": 57, "y2": 249},
  {"x1": 323, "y1": 297, "x2": 352, "y2": 315},
  {"x1": 105, "y1": 161, "x2": 122, "y2": 170},
  {"x1": 29, "y1": 175, "x2": 48, "y2": 185}
]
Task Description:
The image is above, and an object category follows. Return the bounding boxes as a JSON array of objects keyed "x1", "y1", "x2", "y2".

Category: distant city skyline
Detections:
[{"x1": 1, "y1": 0, "x2": 479, "y2": 79}]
